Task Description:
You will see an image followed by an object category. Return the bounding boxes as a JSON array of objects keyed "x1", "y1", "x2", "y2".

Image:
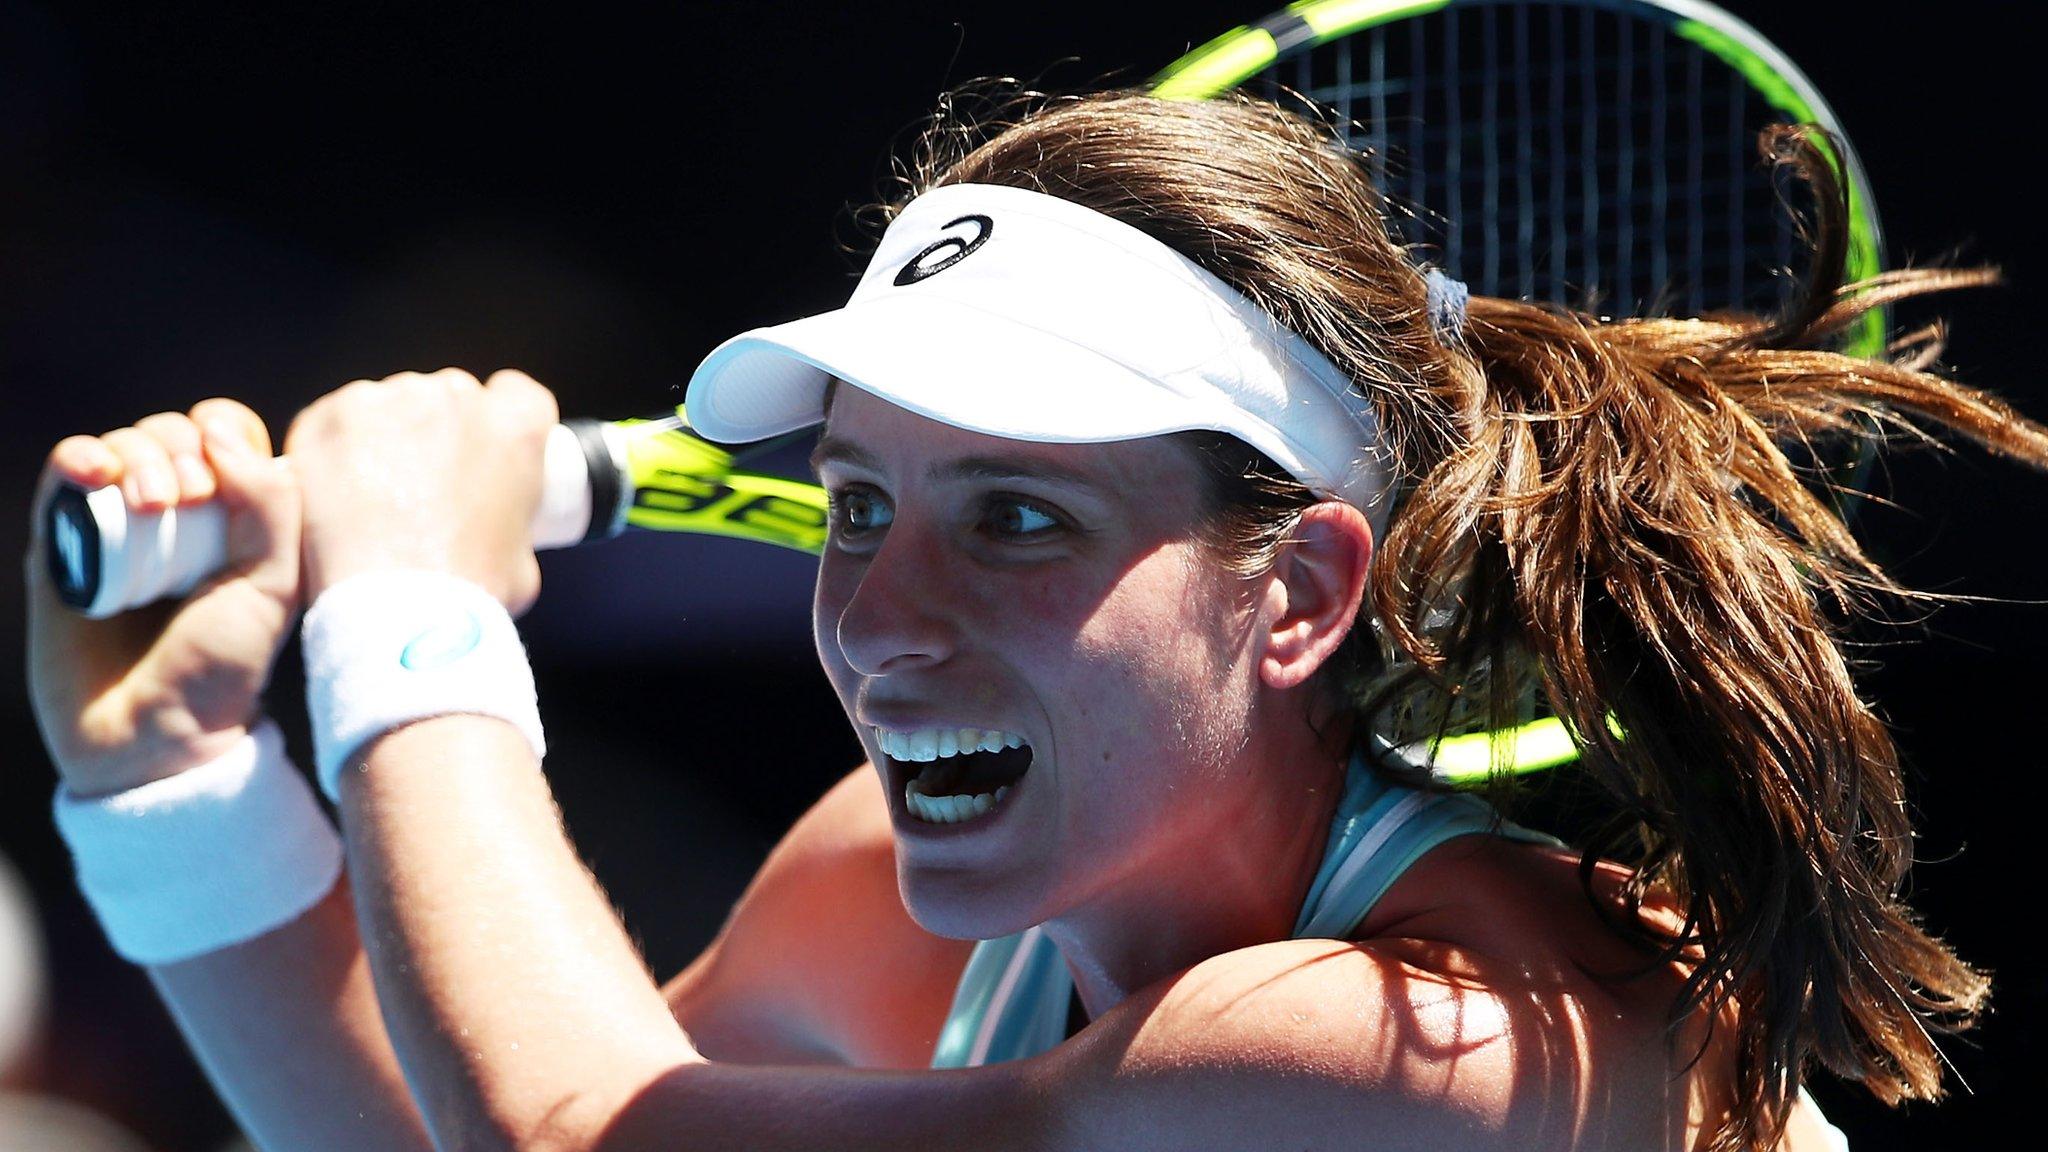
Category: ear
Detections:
[{"x1": 1257, "y1": 501, "x2": 1372, "y2": 691}]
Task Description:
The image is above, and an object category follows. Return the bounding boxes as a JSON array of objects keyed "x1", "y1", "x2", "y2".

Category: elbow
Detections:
[
  {"x1": 415, "y1": 1040, "x2": 705, "y2": 1152},
  {"x1": 437, "y1": 1074, "x2": 690, "y2": 1152},
  {"x1": 415, "y1": 1087, "x2": 613, "y2": 1152}
]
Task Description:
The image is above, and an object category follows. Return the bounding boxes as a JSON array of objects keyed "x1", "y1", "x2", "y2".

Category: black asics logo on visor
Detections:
[{"x1": 894, "y1": 214, "x2": 993, "y2": 286}]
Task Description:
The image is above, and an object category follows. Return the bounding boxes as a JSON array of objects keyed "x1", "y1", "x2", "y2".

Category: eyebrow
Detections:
[{"x1": 809, "y1": 435, "x2": 1106, "y2": 491}]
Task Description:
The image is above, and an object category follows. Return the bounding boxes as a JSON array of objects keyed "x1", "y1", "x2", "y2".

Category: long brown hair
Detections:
[{"x1": 880, "y1": 87, "x2": 2048, "y2": 1149}]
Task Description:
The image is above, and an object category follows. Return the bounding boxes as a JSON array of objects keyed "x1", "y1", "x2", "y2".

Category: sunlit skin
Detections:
[{"x1": 810, "y1": 384, "x2": 1366, "y2": 1017}]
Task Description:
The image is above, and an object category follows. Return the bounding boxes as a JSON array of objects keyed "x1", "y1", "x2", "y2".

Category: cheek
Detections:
[
  {"x1": 1080, "y1": 547, "x2": 1239, "y2": 656},
  {"x1": 1000, "y1": 568, "x2": 1092, "y2": 632},
  {"x1": 1065, "y1": 551, "x2": 1245, "y2": 723}
]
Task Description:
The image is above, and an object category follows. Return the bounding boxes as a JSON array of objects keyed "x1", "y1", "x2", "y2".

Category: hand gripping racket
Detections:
[{"x1": 42, "y1": 411, "x2": 827, "y2": 619}]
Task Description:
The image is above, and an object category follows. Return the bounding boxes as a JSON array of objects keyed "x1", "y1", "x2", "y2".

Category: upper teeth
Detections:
[{"x1": 874, "y1": 726, "x2": 1026, "y2": 762}]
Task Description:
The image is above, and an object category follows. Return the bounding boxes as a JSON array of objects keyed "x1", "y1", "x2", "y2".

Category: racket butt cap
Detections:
[{"x1": 44, "y1": 484, "x2": 106, "y2": 613}]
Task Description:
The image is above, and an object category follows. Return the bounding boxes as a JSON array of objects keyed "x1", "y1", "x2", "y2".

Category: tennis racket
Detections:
[
  {"x1": 1149, "y1": 0, "x2": 1889, "y2": 778},
  {"x1": 47, "y1": 0, "x2": 1881, "y2": 784},
  {"x1": 42, "y1": 412, "x2": 827, "y2": 619}
]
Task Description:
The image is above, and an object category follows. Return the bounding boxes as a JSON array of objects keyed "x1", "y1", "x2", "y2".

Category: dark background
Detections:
[{"x1": 2, "y1": 1, "x2": 2041, "y2": 1148}]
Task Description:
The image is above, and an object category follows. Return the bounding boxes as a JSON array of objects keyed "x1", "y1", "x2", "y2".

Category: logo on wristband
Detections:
[{"x1": 400, "y1": 610, "x2": 484, "y2": 670}]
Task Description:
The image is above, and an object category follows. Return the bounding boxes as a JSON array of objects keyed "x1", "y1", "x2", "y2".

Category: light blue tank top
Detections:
[
  {"x1": 924, "y1": 747, "x2": 1854, "y2": 1149},
  {"x1": 930, "y1": 748, "x2": 1560, "y2": 1068}
]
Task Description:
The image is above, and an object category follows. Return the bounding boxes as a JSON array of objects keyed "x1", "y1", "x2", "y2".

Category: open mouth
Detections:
[{"x1": 875, "y1": 727, "x2": 1035, "y2": 824}]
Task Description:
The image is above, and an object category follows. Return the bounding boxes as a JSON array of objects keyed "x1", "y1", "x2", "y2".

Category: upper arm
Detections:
[
  {"x1": 1047, "y1": 936, "x2": 1693, "y2": 1151},
  {"x1": 660, "y1": 763, "x2": 975, "y2": 1068},
  {"x1": 599, "y1": 937, "x2": 1659, "y2": 1152},
  {"x1": 1051, "y1": 938, "x2": 1545, "y2": 1149}
]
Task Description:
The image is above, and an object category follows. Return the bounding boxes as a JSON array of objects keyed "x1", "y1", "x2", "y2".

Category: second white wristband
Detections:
[{"x1": 302, "y1": 570, "x2": 547, "y2": 801}]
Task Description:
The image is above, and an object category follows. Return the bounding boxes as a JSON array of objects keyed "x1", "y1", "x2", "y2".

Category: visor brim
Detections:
[{"x1": 685, "y1": 294, "x2": 1238, "y2": 448}]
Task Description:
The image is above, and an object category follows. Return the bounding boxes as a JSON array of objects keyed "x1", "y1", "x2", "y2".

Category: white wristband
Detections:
[
  {"x1": 302, "y1": 569, "x2": 546, "y2": 801},
  {"x1": 52, "y1": 720, "x2": 344, "y2": 966}
]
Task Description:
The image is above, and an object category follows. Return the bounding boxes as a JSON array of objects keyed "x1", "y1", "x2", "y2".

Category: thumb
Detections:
[{"x1": 200, "y1": 416, "x2": 301, "y2": 598}]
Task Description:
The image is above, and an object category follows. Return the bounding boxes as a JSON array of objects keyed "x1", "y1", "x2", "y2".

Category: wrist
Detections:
[
  {"x1": 305, "y1": 547, "x2": 519, "y2": 608},
  {"x1": 302, "y1": 570, "x2": 546, "y2": 801},
  {"x1": 53, "y1": 718, "x2": 343, "y2": 965},
  {"x1": 54, "y1": 703, "x2": 258, "y2": 801}
]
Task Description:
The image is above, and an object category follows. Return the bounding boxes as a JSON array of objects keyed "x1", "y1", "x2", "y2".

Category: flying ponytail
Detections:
[{"x1": 1379, "y1": 125, "x2": 2048, "y2": 1149}]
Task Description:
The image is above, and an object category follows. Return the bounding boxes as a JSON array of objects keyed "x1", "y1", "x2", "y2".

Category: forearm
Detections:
[
  {"x1": 50, "y1": 716, "x2": 434, "y2": 1152},
  {"x1": 338, "y1": 715, "x2": 699, "y2": 1149},
  {"x1": 148, "y1": 874, "x2": 435, "y2": 1151}
]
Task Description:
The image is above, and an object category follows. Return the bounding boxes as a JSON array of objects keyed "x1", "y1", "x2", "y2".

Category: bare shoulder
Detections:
[
  {"x1": 662, "y1": 763, "x2": 974, "y2": 1069},
  {"x1": 1051, "y1": 836, "x2": 1741, "y2": 1151}
]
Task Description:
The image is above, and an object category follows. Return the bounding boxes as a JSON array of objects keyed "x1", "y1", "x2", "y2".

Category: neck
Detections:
[{"x1": 1041, "y1": 711, "x2": 1352, "y2": 1020}]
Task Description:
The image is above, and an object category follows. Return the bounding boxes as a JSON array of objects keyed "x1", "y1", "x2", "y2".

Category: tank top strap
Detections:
[
  {"x1": 1294, "y1": 748, "x2": 1564, "y2": 939},
  {"x1": 929, "y1": 924, "x2": 1073, "y2": 1068}
]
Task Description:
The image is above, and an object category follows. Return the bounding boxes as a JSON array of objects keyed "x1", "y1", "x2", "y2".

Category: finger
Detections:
[
  {"x1": 189, "y1": 397, "x2": 274, "y2": 457},
  {"x1": 45, "y1": 435, "x2": 121, "y2": 491},
  {"x1": 199, "y1": 414, "x2": 301, "y2": 595},
  {"x1": 28, "y1": 436, "x2": 121, "y2": 574},
  {"x1": 100, "y1": 427, "x2": 180, "y2": 512},
  {"x1": 135, "y1": 411, "x2": 214, "y2": 504},
  {"x1": 429, "y1": 366, "x2": 482, "y2": 390},
  {"x1": 378, "y1": 368, "x2": 477, "y2": 398},
  {"x1": 484, "y1": 368, "x2": 559, "y2": 429},
  {"x1": 506, "y1": 552, "x2": 543, "y2": 619},
  {"x1": 484, "y1": 368, "x2": 537, "y2": 389}
]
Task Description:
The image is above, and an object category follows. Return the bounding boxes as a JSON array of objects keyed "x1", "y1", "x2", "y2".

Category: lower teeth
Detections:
[{"x1": 905, "y1": 780, "x2": 1013, "y2": 824}]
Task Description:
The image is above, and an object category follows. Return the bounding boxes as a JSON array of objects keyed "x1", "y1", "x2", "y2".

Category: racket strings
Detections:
[{"x1": 1257, "y1": 2, "x2": 1814, "y2": 322}]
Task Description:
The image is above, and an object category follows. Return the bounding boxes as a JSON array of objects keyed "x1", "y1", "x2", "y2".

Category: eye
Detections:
[
  {"x1": 827, "y1": 485, "x2": 893, "y2": 540},
  {"x1": 981, "y1": 495, "x2": 1065, "y2": 540}
]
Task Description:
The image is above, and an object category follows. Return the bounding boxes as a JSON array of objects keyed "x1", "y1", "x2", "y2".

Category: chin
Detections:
[{"x1": 896, "y1": 866, "x2": 1052, "y2": 942}]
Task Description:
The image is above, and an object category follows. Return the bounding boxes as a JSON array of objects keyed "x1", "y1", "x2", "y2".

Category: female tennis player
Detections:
[{"x1": 29, "y1": 92, "x2": 2048, "y2": 1152}]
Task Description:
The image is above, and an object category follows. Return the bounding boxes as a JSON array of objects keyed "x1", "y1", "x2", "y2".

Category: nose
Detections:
[{"x1": 832, "y1": 525, "x2": 959, "y2": 677}]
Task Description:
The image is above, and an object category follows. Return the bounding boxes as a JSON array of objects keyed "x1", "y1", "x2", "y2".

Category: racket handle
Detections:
[{"x1": 43, "y1": 419, "x2": 633, "y2": 619}]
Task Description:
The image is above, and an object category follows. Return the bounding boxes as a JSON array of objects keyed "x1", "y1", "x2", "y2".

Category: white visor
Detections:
[{"x1": 685, "y1": 182, "x2": 1394, "y2": 534}]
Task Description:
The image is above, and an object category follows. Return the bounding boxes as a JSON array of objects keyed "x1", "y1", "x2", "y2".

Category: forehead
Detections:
[{"x1": 812, "y1": 382, "x2": 1200, "y2": 494}]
